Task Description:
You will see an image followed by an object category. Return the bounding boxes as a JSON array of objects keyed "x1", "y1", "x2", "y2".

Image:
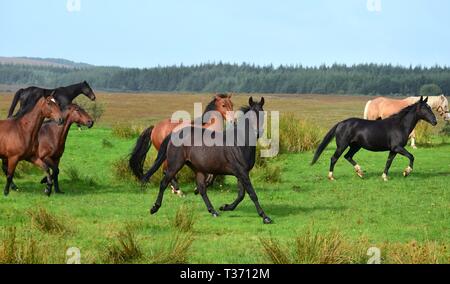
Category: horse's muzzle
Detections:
[
  {"x1": 90, "y1": 95, "x2": 96, "y2": 101},
  {"x1": 87, "y1": 121, "x2": 94, "y2": 128}
]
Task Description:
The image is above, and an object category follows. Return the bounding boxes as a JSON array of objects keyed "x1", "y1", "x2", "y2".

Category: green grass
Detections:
[{"x1": 0, "y1": 126, "x2": 449, "y2": 263}]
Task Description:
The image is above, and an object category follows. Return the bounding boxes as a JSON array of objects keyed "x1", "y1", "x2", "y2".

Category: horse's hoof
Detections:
[
  {"x1": 211, "y1": 212, "x2": 219, "y2": 217},
  {"x1": 4, "y1": 190, "x2": 9, "y2": 196},
  {"x1": 219, "y1": 204, "x2": 230, "y2": 211},
  {"x1": 194, "y1": 188, "x2": 199, "y2": 195},
  {"x1": 403, "y1": 167, "x2": 412, "y2": 177},
  {"x1": 44, "y1": 189, "x2": 52, "y2": 197},
  {"x1": 382, "y1": 173, "x2": 388, "y2": 182},
  {"x1": 328, "y1": 172, "x2": 335, "y2": 181},
  {"x1": 11, "y1": 184, "x2": 18, "y2": 191},
  {"x1": 150, "y1": 206, "x2": 159, "y2": 215},
  {"x1": 412, "y1": 145, "x2": 418, "y2": 150},
  {"x1": 263, "y1": 217, "x2": 273, "y2": 224}
]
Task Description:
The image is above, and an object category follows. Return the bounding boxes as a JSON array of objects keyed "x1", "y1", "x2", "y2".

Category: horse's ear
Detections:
[
  {"x1": 215, "y1": 94, "x2": 222, "y2": 100},
  {"x1": 419, "y1": 96, "x2": 423, "y2": 102},
  {"x1": 260, "y1": 97, "x2": 265, "y2": 107},
  {"x1": 249, "y1": 97, "x2": 254, "y2": 106},
  {"x1": 424, "y1": 96, "x2": 429, "y2": 103},
  {"x1": 441, "y1": 94, "x2": 446, "y2": 100}
]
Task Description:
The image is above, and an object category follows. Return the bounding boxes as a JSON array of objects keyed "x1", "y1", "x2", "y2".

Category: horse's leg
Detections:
[
  {"x1": 410, "y1": 129, "x2": 418, "y2": 149},
  {"x1": 2, "y1": 159, "x2": 18, "y2": 191},
  {"x1": 46, "y1": 158, "x2": 62, "y2": 194},
  {"x1": 238, "y1": 174, "x2": 272, "y2": 224},
  {"x1": 196, "y1": 172, "x2": 219, "y2": 217},
  {"x1": 220, "y1": 180, "x2": 245, "y2": 212},
  {"x1": 164, "y1": 161, "x2": 183, "y2": 196},
  {"x1": 382, "y1": 151, "x2": 397, "y2": 181},
  {"x1": 394, "y1": 146, "x2": 415, "y2": 177},
  {"x1": 4, "y1": 157, "x2": 19, "y2": 196},
  {"x1": 329, "y1": 144, "x2": 347, "y2": 181},
  {"x1": 150, "y1": 153, "x2": 185, "y2": 215},
  {"x1": 344, "y1": 145, "x2": 363, "y2": 178},
  {"x1": 33, "y1": 159, "x2": 53, "y2": 196}
]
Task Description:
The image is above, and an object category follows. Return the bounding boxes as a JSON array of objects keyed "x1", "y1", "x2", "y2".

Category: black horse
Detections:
[
  {"x1": 7, "y1": 81, "x2": 96, "y2": 118},
  {"x1": 140, "y1": 97, "x2": 272, "y2": 224},
  {"x1": 312, "y1": 96, "x2": 437, "y2": 181}
]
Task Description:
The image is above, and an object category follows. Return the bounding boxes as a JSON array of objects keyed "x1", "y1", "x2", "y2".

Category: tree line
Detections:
[{"x1": 1, "y1": 63, "x2": 449, "y2": 95}]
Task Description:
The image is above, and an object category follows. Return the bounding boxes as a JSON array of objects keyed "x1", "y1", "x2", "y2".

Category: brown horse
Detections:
[
  {"x1": 364, "y1": 95, "x2": 450, "y2": 148},
  {"x1": 0, "y1": 95, "x2": 63, "y2": 196},
  {"x1": 6, "y1": 104, "x2": 94, "y2": 194},
  {"x1": 130, "y1": 94, "x2": 235, "y2": 195}
]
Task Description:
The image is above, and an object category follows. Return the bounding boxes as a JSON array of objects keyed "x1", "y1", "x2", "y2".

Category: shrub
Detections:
[
  {"x1": 419, "y1": 83, "x2": 442, "y2": 97},
  {"x1": 111, "y1": 123, "x2": 141, "y2": 139},
  {"x1": 279, "y1": 113, "x2": 323, "y2": 153},
  {"x1": 414, "y1": 121, "x2": 433, "y2": 146},
  {"x1": 75, "y1": 97, "x2": 105, "y2": 122}
]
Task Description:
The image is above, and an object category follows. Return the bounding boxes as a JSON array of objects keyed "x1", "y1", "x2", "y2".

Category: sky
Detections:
[{"x1": 1, "y1": 0, "x2": 450, "y2": 68}]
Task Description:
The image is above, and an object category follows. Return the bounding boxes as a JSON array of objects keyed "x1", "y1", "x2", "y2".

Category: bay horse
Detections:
[
  {"x1": 140, "y1": 97, "x2": 272, "y2": 224},
  {"x1": 6, "y1": 104, "x2": 94, "y2": 194},
  {"x1": 312, "y1": 97, "x2": 437, "y2": 181},
  {"x1": 363, "y1": 95, "x2": 449, "y2": 148},
  {"x1": 0, "y1": 95, "x2": 64, "y2": 196},
  {"x1": 129, "y1": 94, "x2": 234, "y2": 195},
  {"x1": 7, "y1": 81, "x2": 96, "y2": 118}
]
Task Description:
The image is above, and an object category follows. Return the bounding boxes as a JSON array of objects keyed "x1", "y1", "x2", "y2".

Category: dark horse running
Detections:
[
  {"x1": 312, "y1": 96, "x2": 437, "y2": 181},
  {"x1": 7, "y1": 81, "x2": 96, "y2": 118},
  {"x1": 139, "y1": 97, "x2": 272, "y2": 224}
]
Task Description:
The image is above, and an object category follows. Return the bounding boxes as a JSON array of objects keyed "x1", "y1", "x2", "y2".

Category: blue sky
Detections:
[{"x1": 1, "y1": 0, "x2": 449, "y2": 68}]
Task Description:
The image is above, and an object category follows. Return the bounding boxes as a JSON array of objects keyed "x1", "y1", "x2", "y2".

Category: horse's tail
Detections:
[
  {"x1": 142, "y1": 134, "x2": 171, "y2": 183},
  {"x1": 7, "y1": 88, "x2": 24, "y2": 118},
  {"x1": 363, "y1": 100, "x2": 372, "y2": 119},
  {"x1": 129, "y1": 127, "x2": 153, "y2": 180},
  {"x1": 311, "y1": 123, "x2": 339, "y2": 165}
]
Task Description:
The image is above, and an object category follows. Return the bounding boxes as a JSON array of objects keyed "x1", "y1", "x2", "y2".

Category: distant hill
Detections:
[{"x1": 0, "y1": 56, "x2": 92, "y2": 69}]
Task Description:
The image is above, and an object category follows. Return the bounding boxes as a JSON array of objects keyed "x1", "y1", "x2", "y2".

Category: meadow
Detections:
[{"x1": 0, "y1": 92, "x2": 449, "y2": 264}]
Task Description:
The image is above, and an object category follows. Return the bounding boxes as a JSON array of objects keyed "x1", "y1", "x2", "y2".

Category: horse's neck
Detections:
[
  {"x1": 204, "y1": 113, "x2": 224, "y2": 131},
  {"x1": 399, "y1": 110, "x2": 420, "y2": 135},
  {"x1": 17, "y1": 104, "x2": 46, "y2": 145},
  {"x1": 57, "y1": 114, "x2": 75, "y2": 148},
  {"x1": 62, "y1": 83, "x2": 84, "y2": 100}
]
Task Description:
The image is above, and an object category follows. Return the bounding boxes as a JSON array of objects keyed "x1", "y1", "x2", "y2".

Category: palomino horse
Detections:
[
  {"x1": 8, "y1": 81, "x2": 96, "y2": 118},
  {"x1": 6, "y1": 104, "x2": 94, "y2": 194},
  {"x1": 141, "y1": 97, "x2": 272, "y2": 224},
  {"x1": 129, "y1": 94, "x2": 234, "y2": 195},
  {"x1": 313, "y1": 97, "x2": 437, "y2": 181},
  {"x1": 364, "y1": 95, "x2": 450, "y2": 148},
  {"x1": 1, "y1": 95, "x2": 64, "y2": 196}
]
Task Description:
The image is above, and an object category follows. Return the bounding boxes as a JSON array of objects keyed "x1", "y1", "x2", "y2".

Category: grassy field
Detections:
[{"x1": 0, "y1": 92, "x2": 449, "y2": 264}]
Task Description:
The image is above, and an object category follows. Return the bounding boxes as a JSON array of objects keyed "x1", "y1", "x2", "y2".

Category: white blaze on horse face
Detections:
[{"x1": 51, "y1": 98, "x2": 56, "y2": 103}]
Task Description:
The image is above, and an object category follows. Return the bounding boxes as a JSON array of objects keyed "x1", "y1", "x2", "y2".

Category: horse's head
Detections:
[
  {"x1": 81, "y1": 81, "x2": 96, "y2": 101},
  {"x1": 417, "y1": 96, "x2": 437, "y2": 126},
  {"x1": 436, "y1": 94, "x2": 450, "y2": 121},
  {"x1": 65, "y1": 104, "x2": 94, "y2": 128},
  {"x1": 214, "y1": 94, "x2": 235, "y2": 124},
  {"x1": 248, "y1": 96, "x2": 265, "y2": 138},
  {"x1": 43, "y1": 93, "x2": 64, "y2": 125}
]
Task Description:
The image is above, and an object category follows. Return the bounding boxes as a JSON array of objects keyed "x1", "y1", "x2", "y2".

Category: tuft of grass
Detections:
[
  {"x1": 173, "y1": 205, "x2": 195, "y2": 232},
  {"x1": 65, "y1": 165, "x2": 82, "y2": 182},
  {"x1": 440, "y1": 122, "x2": 450, "y2": 136},
  {"x1": 279, "y1": 113, "x2": 323, "y2": 153},
  {"x1": 27, "y1": 207, "x2": 69, "y2": 235},
  {"x1": 111, "y1": 123, "x2": 141, "y2": 139},
  {"x1": 385, "y1": 241, "x2": 449, "y2": 264},
  {"x1": 102, "y1": 138, "x2": 114, "y2": 148},
  {"x1": 105, "y1": 225, "x2": 142, "y2": 264},
  {"x1": 0, "y1": 227, "x2": 47, "y2": 264},
  {"x1": 151, "y1": 233, "x2": 195, "y2": 264},
  {"x1": 259, "y1": 237, "x2": 291, "y2": 264}
]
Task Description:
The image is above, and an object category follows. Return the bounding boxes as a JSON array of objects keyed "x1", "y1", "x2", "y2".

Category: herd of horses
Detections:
[{"x1": 1, "y1": 81, "x2": 449, "y2": 223}]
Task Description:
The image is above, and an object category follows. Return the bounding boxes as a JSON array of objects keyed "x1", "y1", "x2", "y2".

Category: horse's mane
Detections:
[
  {"x1": 13, "y1": 96, "x2": 45, "y2": 120},
  {"x1": 388, "y1": 103, "x2": 418, "y2": 120},
  {"x1": 240, "y1": 105, "x2": 251, "y2": 114},
  {"x1": 203, "y1": 94, "x2": 230, "y2": 116}
]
